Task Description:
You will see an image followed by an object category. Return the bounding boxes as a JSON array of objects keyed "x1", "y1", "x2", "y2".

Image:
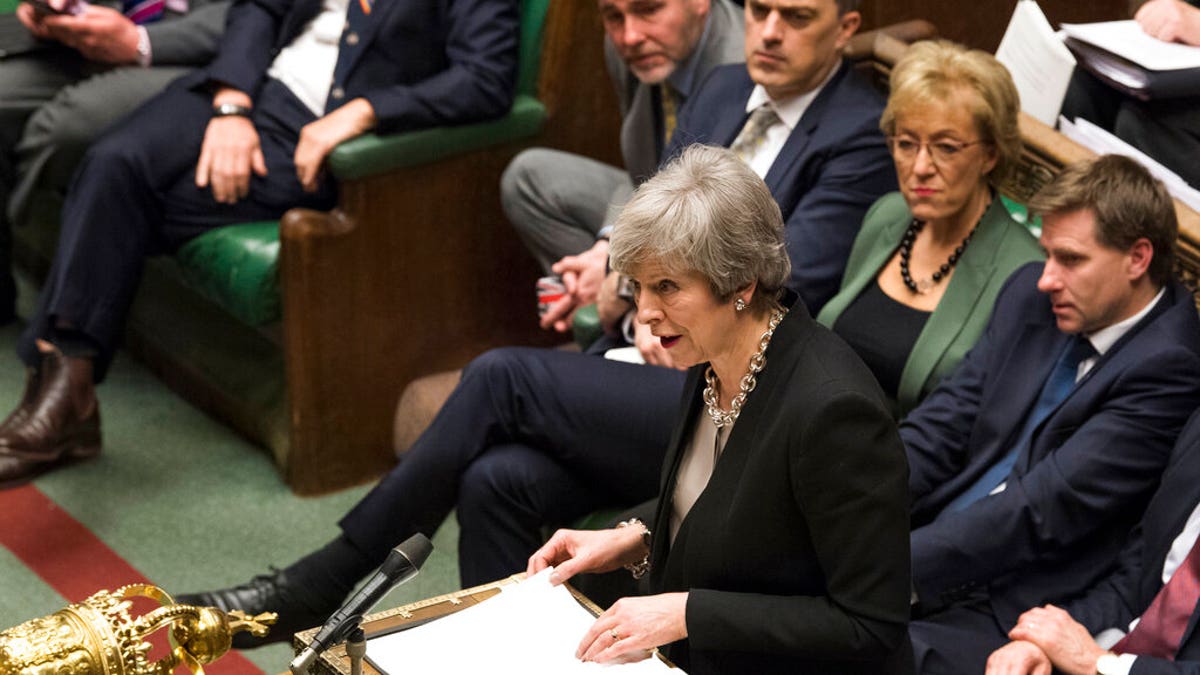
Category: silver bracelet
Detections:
[{"x1": 617, "y1": 518, "x2": 651, "y2": 579}]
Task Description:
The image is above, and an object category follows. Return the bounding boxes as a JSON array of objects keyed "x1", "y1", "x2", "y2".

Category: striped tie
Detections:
[{"x1": 122, "y1": 0, "x2": 165, "y2": 24}]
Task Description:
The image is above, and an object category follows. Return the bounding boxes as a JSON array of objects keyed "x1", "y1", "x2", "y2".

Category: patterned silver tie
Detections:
[{"x1": 729, "y1": 105, "x2": 781, "y2": 163}]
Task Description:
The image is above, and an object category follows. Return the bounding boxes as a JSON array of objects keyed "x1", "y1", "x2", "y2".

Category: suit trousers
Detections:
[
  {"x1": 0, "y1": 46, "x2": 194, "y2": 318},
  {"x1": 16, "y1": 77, "x2": 337, "y2": 379},
  {"x1": 500, "y1": 147, "x2": 633, "y2": 273},
  {"x1": 910, "y1": 600, "x2": 1011, "y2": 674},
  {"x1": 337, "y1": 347, "x2": 685, "y2": 587},
  {"x1": 1062, "y1": 70, "x2": 1200, "y2": 188}
]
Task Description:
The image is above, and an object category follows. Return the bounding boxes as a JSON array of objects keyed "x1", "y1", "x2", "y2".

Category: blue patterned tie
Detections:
[{"x1": 939, "y1": 335, "x2": 1096, "y2": 516}]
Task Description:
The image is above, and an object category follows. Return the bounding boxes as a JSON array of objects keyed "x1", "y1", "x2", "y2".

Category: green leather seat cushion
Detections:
[{"x1": 175, "y1": 221, "x2": 281, "y2": 326}]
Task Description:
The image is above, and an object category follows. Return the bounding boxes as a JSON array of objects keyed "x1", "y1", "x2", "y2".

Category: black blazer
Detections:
[
  {"x1": 1064, "y1": 408, "x2": 1200, "y2": 674},
  {"x1": 647, "y1": 297, "x2": 913, "y2": 675}
]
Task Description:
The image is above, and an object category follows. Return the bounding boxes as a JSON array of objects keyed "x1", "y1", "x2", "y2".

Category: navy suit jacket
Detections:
[
  {"x1": 1063, "y1": 408, "x2": 1200, "y2": 675},
  {"x1": 902, "y1": 263, "x2": 1200, "y2": 629},
  {"x1": 190, "y1": 0, "x2": 518, "y2": 133},
  {"x1": 663, "y1": 61, "x2": 897, "y2": 314}
]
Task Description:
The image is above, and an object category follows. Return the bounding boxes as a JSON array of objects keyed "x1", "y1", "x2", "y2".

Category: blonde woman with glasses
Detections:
[{"x1": 816, "y1": 39, "x2": 1044, "y2": 416}]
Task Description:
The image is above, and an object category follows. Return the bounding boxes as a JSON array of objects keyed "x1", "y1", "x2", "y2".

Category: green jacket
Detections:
[{"x1": 816, "y1": 192, "x2": 1044, "y2": 416}]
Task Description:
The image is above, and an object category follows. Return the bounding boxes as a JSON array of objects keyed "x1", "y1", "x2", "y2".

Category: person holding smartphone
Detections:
[{"x1": 0, "y1": 0, "x2": 230, "y2": 325}]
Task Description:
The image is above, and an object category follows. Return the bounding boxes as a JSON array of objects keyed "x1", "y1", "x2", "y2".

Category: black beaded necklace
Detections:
[{"x1": 898, "y1": 213, "x2": 982, "y2": 294}]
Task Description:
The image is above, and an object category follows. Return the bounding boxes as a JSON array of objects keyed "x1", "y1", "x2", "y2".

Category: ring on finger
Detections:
[{"x1": 610, "y1": 629, "x2": 620, "y2": 641}]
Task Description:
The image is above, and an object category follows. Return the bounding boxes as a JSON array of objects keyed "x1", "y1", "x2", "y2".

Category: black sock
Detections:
[
  {"x1": 283, "y1": 535, "x2": 378, "y2": 612},
  {"x1": 47, "y1": 327, "x2": 100, "y2": 359}
]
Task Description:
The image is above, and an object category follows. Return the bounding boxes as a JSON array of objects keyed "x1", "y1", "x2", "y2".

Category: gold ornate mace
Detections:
[{"x1": 0, "y1": 584, "x2": 276, "y2": 675}]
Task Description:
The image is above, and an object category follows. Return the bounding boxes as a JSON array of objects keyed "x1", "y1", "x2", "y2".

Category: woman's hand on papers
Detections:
[
  {"x1": 526, "y1": 527, "x2": 647, "y2": 585},
  {"x1": 1136, "y1": 0, "x2": 1200, "y2": 46},
  {"x1": 576, "y1": 593, "x2": 688, "y2": 663}
]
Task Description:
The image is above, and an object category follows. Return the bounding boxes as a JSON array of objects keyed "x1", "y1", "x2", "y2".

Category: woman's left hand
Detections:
[{"x1": 576, "y1": 593, "x2": 688, "y2": 663}]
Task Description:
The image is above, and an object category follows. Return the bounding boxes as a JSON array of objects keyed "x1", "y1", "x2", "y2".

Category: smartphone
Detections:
[{"x1": 27, "y1": 0, "x2": 84, "y2": 15}]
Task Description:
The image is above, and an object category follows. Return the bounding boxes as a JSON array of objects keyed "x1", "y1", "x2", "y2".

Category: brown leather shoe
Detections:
[
  {"x1": 0, "y1": 366, "x2": 43, "y2": 439},
  {"x1": 0, "y1": 345, "x2": 100, "y2": 469}
]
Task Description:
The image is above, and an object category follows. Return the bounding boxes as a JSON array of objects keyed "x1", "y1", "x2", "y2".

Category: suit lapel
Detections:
[
  {"x1": 761, "y1": 60, "x2": 848, "y2": 191},
  {"x1": 279, "y1": 0, "x2": 325, "y2": 48},
  {"x1": 330, "y1": 0, "x2": 392, "y2": 90},
  {"x1": 650, "y1": 368, "x2": 705, "y2": 582},
  {"x1": 897, "y1": 201, "x2": 1010, "y2": 407},
  {"x1": 831, "y1": 207, "x2": 905, "y2": 318},
  {"x1": 984, "y1": 317, "x2": 1066, "y2": 475},
  {"x1": 652, "y1": 298, "x2": 803, "y2": 591},
  {"x1": 1015, "y1": 285, "x2": 1179, "y2": 472}
]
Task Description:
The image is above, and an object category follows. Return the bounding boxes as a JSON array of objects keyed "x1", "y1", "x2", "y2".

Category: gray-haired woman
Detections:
[{"x1": 528, "y1": 145, "x2": 913, "y2": 675}]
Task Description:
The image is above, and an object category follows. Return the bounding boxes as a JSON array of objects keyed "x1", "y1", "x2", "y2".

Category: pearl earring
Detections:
[{"x1": 735, "y1": 298, "x2": 748, "y2": 312}]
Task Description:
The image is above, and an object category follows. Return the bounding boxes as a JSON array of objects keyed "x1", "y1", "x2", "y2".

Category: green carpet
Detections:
[{"x1": 0, "y1": 288, "x2": 462, "y2": 672}]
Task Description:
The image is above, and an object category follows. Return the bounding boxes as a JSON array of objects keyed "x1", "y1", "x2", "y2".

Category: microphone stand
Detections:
[
  {"x1": 345, "y1": 627, "x2": 366, "y2": 675},
  {"x1": 289, "y1": 533, "x2": 432, "y2": 675}
]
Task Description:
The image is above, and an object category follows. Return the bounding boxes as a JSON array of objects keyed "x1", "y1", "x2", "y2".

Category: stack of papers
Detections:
[
  {"x1": 1060, "y1": 21, "x2": 1200, "y2": 71},
  {"x1": 365, "y1": 569, "x2": 681, "y2": 674},
  {"x1": 1060, "y1": 20, "x2": 1200, "y2": 100},
  {"x1": 1059, "y1": 115, "x2": 1200, "y2": 210}
]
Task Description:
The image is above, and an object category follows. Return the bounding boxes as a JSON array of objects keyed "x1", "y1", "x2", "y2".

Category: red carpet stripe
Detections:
[{"x1": 0, "y1": 484, "x2": 263, "y2": 675}]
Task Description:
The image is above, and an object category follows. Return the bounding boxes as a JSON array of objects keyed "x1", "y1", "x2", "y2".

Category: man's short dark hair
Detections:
[
  {"x1": 1028, "y1": 154, "x2": 1177, "y2": 286},
  {"x1": 836, "y1": 0, "x2": 861, "y2": 13}
]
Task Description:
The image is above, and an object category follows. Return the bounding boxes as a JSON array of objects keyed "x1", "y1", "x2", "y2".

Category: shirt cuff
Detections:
[
  {"x1": 135, "y1": 25, "x2": 152, "y2": 67},
  {"x1": 1110, "y1": 653, "x2": 1136, "y2": 675}
]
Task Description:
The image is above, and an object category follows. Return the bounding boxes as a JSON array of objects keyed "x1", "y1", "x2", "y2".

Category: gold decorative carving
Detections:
[{"x1": 0, "y1": 585, "x2": 276, "y2": 675}]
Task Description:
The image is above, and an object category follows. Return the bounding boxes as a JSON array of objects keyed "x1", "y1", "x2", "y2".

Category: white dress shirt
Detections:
[{"x1": 266, "y1": 0, "x2": 349, "y2": 116}]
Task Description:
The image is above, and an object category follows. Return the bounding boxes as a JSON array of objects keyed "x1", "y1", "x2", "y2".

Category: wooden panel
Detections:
[
  {"x1": 858, "y1": 0, "x2": 1128, "y2": 52},
  {"x1": 277, "y1": 0, "x2": 622, "y2": 494}
]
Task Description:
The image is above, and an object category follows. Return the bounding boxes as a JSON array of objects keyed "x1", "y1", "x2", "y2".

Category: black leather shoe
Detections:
[{"x1": 176, "y1": 568, "x2": 339, "y2": 649}]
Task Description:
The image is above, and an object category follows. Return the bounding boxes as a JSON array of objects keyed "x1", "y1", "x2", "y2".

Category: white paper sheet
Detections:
[
  {"x1": 1059, "y1": 115, "x2": 1200, "y2": 208},
  {"x1": 996, "y1": 1, "x2": 1077, "y2": 125},
  {"x1": 1061, "y1": 20, "x2": 1200, "y2": 71},
  {"x1": 365, "y1": 570, "x2": 682, "y2": 674}
]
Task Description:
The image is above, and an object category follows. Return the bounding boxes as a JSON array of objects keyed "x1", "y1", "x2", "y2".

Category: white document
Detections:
[
  {"x1": 1061, "y1": 20, "x2": 1200, "y2": 71},
  {"x1": 996, "y1": 0, "x2": 1077, "y2": 126},
  {"x1": 1059, "y1": 115, "x2": 1200, "y2": 207},
  {"x1": 365, "y1": 569, "x2": 682, "y2": 674}
]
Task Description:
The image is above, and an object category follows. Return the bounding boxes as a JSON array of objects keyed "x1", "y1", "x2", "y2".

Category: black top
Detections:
[{"x1": 832, "y1": 279, "x2": 931, "y2": 401}]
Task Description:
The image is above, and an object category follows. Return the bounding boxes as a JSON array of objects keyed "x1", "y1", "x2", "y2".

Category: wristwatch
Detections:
[
  {"x1": 1095, "y1": 652, "x2": 1121, "y2": 675},
  {"x1": 212, "y1": 102, "x2": 252, "y2": 118}
]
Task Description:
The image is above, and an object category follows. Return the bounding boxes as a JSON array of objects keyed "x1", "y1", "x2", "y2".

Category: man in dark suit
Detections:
[
  {"x1": 903, "y1": 155, "x2": 1200, "y2": 674},
  {"x1": 984, "y1": 408, "x2": 1200, "y2": 675},
  {"x1": 0, "y1": 0, "x2": 520, "y2": 484},
  {"x1": 180, "y1": 0, "x2": 897, "y2": 646},
  {"x1": 0, "y1": 0, "x2": 230, "y2": 325},
  {"x1": 501, "y1": 0, "x2": 744, "y2": 334}
]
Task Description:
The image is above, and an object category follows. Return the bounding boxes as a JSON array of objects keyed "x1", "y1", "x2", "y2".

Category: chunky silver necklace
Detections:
[{"x1": 702, "y1": 309, "x2": 786, "y2": 428}]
